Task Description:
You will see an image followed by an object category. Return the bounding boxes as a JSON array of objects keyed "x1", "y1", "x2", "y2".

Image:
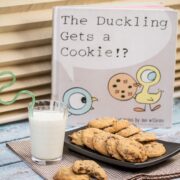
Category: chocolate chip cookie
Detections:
[
  {"x1": 69, "y1": 130, "x2": 84, "y2": 146},
  {"x1": 144, "y1": 142, "x2": 166, "y2": 158},
  {"x1": 72, "y1": 160, "x2": 107, "y2": 180},
  {"x1": 130, "y1": 132, "x2": 157, "y2": 142},
  {"x1": 106, "y1": 135, "x2": 124, "y2": 160},
  {"x1": 53, "y1": 166, "x2": 90, "y2": 180},
  {"x1": 116, "y1": 138, "x2": 147, "y2": 162},
  {"x1": 93, "y1": 132, "x2": 111, "y2": 156},
  {"x1": 82, "y1": 128, "x2": 103, "y2": 150},
  {"x1": 88, "y1": 117, "x2": 117, "y2": 129},
  {"x1": 104, "y1": 119, "x2": 130, "y2": 133},
  {"x1": 116, "y1": 124, "x2": 140, "y2": 137}
]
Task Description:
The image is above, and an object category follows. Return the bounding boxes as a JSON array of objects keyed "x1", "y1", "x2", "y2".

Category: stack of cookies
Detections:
[
  {"x1": 54, "y1": 160, "x2": 107, "y2": 180},
  {"x1": 69, "y1": 117, "x2": 166, "y2": 163}
]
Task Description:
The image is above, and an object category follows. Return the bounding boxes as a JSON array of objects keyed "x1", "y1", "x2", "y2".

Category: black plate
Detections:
[{"x1": 65, "y1": 126, "x2": 180, "y2": 169}]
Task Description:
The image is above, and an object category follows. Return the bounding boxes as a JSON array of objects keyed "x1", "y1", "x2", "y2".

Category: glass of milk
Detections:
[{"x1": 28, "y1": 99, "x2": 68, "y2": 165}]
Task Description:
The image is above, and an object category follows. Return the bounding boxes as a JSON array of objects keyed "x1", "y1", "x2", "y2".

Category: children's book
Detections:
[{"x1": 52, "y1": 3, "x2": 177, "y2": 129}]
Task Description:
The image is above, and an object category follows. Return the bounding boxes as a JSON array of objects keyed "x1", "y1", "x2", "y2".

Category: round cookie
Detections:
[
  {"x1": 144, "y1": 142, "x2": 166, "y2": 158},
  {"x1": 93, "y1": 132, "x2": 111, "y2": 156},
  {"x1": 103, "y1": 126, "x2": 116, "y2": 133},
  {"x1": 53, "y1": 166, "x2": 90, "y2": 180},
  {"x1": 69, "y1": 130, "x2": 84, "y2": 146},
  {"x1": 104, "y1": 119, "x2": 131, "y2": 133},
  {"x1": 88, "y1": 117, "x2": 118, "y2": 129},
  {"x1": 106, "y1": 135, "x2": 124, "y2": 160},
  {"x1": 130, "y1": 132, "x2": 157, "y2": 142},
  {"x1": 72, "y1": 160, "x2": 107, "y2": 180},
  {"x1": 116, "y1": 124, "x2": 140, "y2": 137},
  {"x1": 108, "y1": 73, "x2": 138, "y2": 101},
  {"x1": 116, "y1": 138, "x2": 147, "y2": 163},
  {"x1": 82, "y1": 128, "x2": 103, "y2": 150}
]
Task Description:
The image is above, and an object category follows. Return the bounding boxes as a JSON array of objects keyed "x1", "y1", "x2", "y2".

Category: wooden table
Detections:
[{"x1": 1, "y1": 99, "x2": 180, "y2": 179}]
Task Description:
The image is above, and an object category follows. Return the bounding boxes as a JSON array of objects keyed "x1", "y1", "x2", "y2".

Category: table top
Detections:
[{"x1": 1, "y1": 99, "x2": 180, "y2": 180}]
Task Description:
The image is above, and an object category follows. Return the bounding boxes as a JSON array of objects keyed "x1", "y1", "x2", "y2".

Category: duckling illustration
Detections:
[
  {"x1": 63, "y1": 87, "x2": 98, "y2": 116},
  {"x1": 134, "y1": 65, "x2": 163, "y2": 112}
]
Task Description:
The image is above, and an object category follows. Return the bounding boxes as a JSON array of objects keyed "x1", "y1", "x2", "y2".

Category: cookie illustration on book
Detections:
[{"x1": 108, "y1": 73, "x2": 138, "y2": 101}]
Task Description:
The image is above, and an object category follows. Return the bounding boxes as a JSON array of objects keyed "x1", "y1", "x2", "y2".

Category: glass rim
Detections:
[{"x1": 28, "y1": 99, "x2": 68, "y2": 111}]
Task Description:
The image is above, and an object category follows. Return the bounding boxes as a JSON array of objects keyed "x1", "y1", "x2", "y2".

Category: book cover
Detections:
[{"x1": 52, "y1": 5, "x2": 177, "y2": 129}]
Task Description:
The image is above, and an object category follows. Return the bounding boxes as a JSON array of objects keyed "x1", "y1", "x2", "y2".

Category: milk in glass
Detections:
[{"x1": 30, "y1": 110, "x2": 66, "y2": 160}]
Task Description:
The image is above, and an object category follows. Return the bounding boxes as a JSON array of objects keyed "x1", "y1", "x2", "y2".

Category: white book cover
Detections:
[{"x1": 52, "y1": 4, "x2": 177, "y2": 129}]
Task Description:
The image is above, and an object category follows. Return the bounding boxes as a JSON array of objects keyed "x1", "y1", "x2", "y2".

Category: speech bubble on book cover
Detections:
[{"x1": 57, "y1": 9, "x2": 172, "y2": 80}]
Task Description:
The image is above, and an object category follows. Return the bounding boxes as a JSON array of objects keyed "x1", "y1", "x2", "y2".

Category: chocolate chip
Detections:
[
  {"x1": 86, "y1": 169, "x2": 91, "y2": 173},
  {"x1": 78, "y1": 167, "x2": 84, "y2": 172},
  {"x1": 113, "y1": 84, "x2": 117, "y2": 88}
]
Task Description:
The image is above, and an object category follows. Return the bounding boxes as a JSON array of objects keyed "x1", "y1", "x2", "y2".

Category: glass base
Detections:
[{"x1": 32, "y1": 156, "x2": 62, "y2": 165}]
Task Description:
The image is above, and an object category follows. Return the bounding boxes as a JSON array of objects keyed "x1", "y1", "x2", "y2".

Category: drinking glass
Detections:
[{"x1": 28, "y1": 100, "x2": 68, "y2": 165}]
